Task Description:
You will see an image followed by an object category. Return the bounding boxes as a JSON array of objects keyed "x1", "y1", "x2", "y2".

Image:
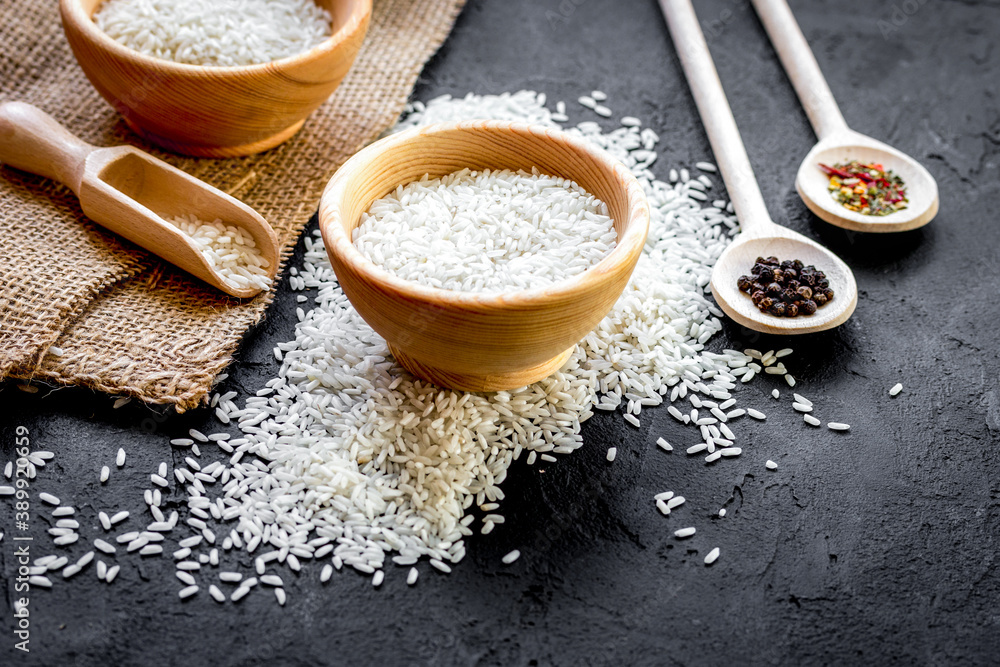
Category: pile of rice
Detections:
[
  {"x1": 186, "y1": 91, "x2": 742, "y2": 581},
  {"x1": 353, "y1": 168, "x2": 617, "y2": 292},
  {"x1": 167, "y1": 214, "x2": 271, "y2": 292},
  {"x1": 94, "y1": 0, "x2": 333, "y2": 67},
  {"x1": 7, "y1": 90, "x2": 853, "y2": 604}
]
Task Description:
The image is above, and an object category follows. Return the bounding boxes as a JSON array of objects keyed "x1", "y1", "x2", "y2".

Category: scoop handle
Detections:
[
  {"x1": 0, "y1": 102, "x2": 95, "y2": 195},
  {"x1": 750, "y1": 0, "x2": 848, "y2": 140},
  {"x1": 658, "y1": 0, "x2": 773, "y2": 236}
]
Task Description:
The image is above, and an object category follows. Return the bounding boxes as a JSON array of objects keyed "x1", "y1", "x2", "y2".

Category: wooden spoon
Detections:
[
  {"x1": 751, "y1": 0, "x2": 939, "y2": 233},
  {"x1": 659, "y1": 0, "x2": 857, "y2": 335},
  {"x1": 0, "y1": 102, "x2": 278, "y2": 297}
]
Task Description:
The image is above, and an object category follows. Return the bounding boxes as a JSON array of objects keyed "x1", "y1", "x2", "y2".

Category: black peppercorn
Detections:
[{"x1": 735, "y1": 257, "x2": 832, "y2": 318}]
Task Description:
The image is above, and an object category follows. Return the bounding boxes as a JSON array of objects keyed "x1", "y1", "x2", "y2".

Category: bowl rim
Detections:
[
  {"x1": 319, "y1": 119, "x2": 651, "y2": 309},
  {"x1": 60, "y1": 0, "x2": 372, "y2": 74}
]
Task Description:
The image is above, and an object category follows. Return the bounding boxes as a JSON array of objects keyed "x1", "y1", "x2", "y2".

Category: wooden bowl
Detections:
[
  {"x1": 319, "y1": 121, "x2": 650, "y2": 392},
  {"x1": 59, "y1": 0, "x2": 371, "y2": 157}
]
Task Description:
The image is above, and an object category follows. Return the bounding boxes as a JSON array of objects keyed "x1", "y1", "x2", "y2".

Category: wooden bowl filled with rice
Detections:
[
  {"x1": 60, "y1": 0, "x2": 371, "y2": 157},
  {"x1": 319, "y1": 120, "x2": 650, "y2": 392}
]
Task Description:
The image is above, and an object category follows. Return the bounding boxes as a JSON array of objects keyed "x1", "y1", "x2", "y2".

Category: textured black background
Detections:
[{"x1": 3, "y1": 1, "x2": 1000, "y2": 665}]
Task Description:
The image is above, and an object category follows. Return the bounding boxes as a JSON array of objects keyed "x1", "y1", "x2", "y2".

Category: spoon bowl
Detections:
[
  {"x1": 710, "y1": 226, "x2": 857, "y2": 335},
  {"x1": 795, "y1": 129, "x2": 939, "y2": 233},
  {"x1": 0, "y1": 102, "x2": 278, "y2": 297}
]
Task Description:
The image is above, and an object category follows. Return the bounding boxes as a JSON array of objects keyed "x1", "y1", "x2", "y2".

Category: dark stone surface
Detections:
[{"x1": 3, "y1": 0, "x2": 1000, "y2": 665}]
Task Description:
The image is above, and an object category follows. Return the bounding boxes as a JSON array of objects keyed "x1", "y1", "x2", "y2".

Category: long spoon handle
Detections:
[
  {"x1": 750, "y1": 0, "x2": 848, "y2": 140},
  {"x1": 0, "y1": 102, "x2": 95, "y2": 195},
  {"x1": 658, "y1": 0, "x2": 773, "y2": 236}
]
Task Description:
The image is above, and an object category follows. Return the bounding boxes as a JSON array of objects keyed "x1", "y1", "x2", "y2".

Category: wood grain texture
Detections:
[
  {"x1": 319, "y1": 120, "x2": 650, "y2": 392},
  {"x1": 0, "y1": 102, "x2": 278, "y2": 297},
  {"x1": 660, "y1": 0, "x2": 857, "y2": 335},
  {"x1": 59, "y1": 0, "x2": 371, "y2": 157},
  {"x1": 752, "y1": 0, "x2": 939, "y2": 233}
]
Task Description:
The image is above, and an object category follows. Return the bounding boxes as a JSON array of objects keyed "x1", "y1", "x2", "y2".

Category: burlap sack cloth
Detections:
[{"x1": 0, "y1": 0, "x2": 465, "y2": 411}]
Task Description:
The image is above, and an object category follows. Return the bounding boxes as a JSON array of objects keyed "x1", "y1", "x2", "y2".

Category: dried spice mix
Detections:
[
  {"x1": 737, "y1": 257, "x2": 833, "y2": 317},
  {"x1": 819, "y1": 160, "x2": 908, "y2": 216}
]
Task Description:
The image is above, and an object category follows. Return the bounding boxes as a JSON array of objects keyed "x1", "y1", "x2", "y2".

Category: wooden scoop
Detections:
[
  {"x1": 751, "y1": 0, "x2": 939, "y2": 233},
  {"x1": 0, "y1": 102, "x2": 278, "y2": 297},
  {"x1": 660, "y1": 0, "x2": 857, "y2": 335}
]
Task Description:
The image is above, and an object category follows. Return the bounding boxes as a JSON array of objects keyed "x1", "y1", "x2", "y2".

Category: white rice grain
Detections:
[
  {"x1": 209, "y1": 585, "x2": 226, "y2": 603},
  {"x1": 39, "y1": 492, "x2": 60, "y2": 505},
  {"x1": 94, "y1": 539, "x2": 116, "y2": 554}
]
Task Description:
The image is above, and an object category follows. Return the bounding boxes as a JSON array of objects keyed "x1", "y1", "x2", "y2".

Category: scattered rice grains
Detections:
[{"x1": 0, "y1": 90, "x2": 860, "y2": 604}]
